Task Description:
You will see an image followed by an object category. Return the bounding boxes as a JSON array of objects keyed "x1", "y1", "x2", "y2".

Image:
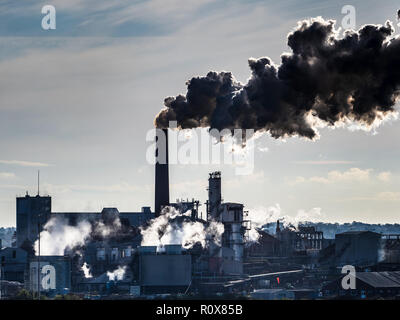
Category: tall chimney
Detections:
[
  {"x1": 154, "y1": 128, "x2": 170, "y2": 216},
  {"x1": 207, "y1": 171, "x2": 221, "y2": 220}
]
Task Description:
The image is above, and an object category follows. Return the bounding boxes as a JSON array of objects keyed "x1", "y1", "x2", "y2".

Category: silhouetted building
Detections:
[
  {"x1": 323, "y1": 271, "x2": 400, "y2": 298},
  {"x1": 138, "y1": 245, "x2": 192, "y2": 294},
  {"x1": 0, "y1": 247, "x2": 28, "y2": 282},
  {"x1": 246, "y1": 230, "x2": 280, "y2": 257},
  {"x1": 29, "y1": 255, "x2": 71, "y2": 296},
  {"x1": 16, "y1": 194, "x2": 51, "y2": 248},
  {"x1": 335, "y1": 231, "x2": 381, "y2": 267}
]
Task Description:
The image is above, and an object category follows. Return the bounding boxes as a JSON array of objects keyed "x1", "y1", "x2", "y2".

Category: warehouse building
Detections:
[
  {"x1": 323, "y1": 271, "x2": 400, "y2": 298},
  {"x1": 29, "y1": 255, "x2": 71, "y2": 296},
  {"x1": 16, "y1": 193, "x2": 154, "y2": 250},
  {"x1": 335, "y1": 231, "x2": 381, "y2": 267},
  {"x1": 138, "y1": 245, "x2": 192, "y2": 294},
  {"x1": 0, "y1": 247, "x2": 28, "y2": 283}
]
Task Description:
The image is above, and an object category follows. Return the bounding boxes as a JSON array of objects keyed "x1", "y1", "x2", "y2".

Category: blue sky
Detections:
[{"x1": 0, "y1": 0, "x2": 400, "y2": 226}]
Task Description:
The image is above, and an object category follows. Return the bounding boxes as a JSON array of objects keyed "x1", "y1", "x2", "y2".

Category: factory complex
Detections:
[{"x1": 1, "y1": 129, "x2": 400, "y2": 300}]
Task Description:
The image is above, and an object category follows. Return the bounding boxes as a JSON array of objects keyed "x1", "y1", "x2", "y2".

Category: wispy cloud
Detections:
[
  {"x1": 378, "y1": 171, "x2": 392, "y2": 182},
  {"x1": 42, "y1": 182, "x2": 150, "y2": 194},
  {"x1": 292, "y1": 160, "x2": 356, "y2": 165},
  {"x1": 344, "y1": 192, "x2": 400, "y2": 202},
  {"x1": 289, "y1": 168, "x2": 372, "y2": 185},
  {"x1": 0, "y1": 160, "x2": 51, "y2": 167},
  {"x1": 0, "y1": 184, "x2": 25, "y2": 189},
  {"x1": 0, "y1": 172, "x2": 15, "y2": 179}
]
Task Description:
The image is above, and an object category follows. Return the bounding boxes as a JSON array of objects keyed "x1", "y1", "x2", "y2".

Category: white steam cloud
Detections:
[
  {"x1": 107, "y1": 266, "x2": 126, "y2": 281},
  {"x1": 140, "y1": 207, "x2": 224, "y2": 250},
  {"x1": 81, "y1": 262, "x2": 92, "y2": 278},
  {"x1": 34, "y1": 214, "x2": 124, "y2": 256},
  {"x1": 246, "y1": 204, "x2": 324, "y2": 243},
  {"x1": 34, "y1": 216, "x2": 92, "y2": 256}
]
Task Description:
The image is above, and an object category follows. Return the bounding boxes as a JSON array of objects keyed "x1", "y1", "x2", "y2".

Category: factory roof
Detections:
[
  {"x1": 222, "y1": 202, "x2": 243, "y2": 207},
  {"x1": 336, "y1": 231, "x2": 380, "y2": 235},
  {"x1": 52, "y1": 211, "x2": 153, "y2": 215},
  {"x1": 81, "y1": 273, "x2": 109, "y2": 284},
  {"x1": 249, "y1": 269, "x2": 303, "y2": 279},
  {"x1": 356, "y1": 272, "x2": 400, "y2": 288},
  {"x1": 252, "y1": 289, "x2": 284, "y2": 294},
  {"x1": 52, "y1": 212, "x2": 99, "y2": 215},
  {"x1": 323, "y1": 271, "x2": 400, "y2": 291}
]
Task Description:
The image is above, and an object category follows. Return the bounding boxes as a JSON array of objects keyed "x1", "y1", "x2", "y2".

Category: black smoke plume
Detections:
[{"x1": 155, "y1": 16, "x2": 400, "y2": 139}]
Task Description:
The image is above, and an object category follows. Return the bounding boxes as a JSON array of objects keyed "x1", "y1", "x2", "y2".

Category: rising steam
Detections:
[
  {"x1": 246, "y1": 204, "x2": 324, "y2": 242},
  {"x1": 107, "y1": 266, "x2": 127, "y2": 281},
  {"x1": 140, "y1": 207, "x2": 224, "y2": 250},
  {"x1": 34, "y1": 216, "x2": 92, "y2": 256},
  {"x1": 81, "y1": 262, "x2": 93, "y2": 278},
  {"x1": 34, "y1": 212, "x2": 125, "y2": 256},
  {"x1": 155, "y1": 16, "x2": 400, "y2": 139}
]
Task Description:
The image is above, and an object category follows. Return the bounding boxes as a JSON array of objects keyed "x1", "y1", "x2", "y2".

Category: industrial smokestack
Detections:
[
  {"x1": 207, "y1": 171, "x2": 221, "y2": 220},
  {"x1": 155, "y1": 128, "x2": 170, "y2": 216}
]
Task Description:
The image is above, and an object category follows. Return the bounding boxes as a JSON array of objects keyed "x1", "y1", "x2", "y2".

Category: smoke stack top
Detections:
[{"x1": 155, "y1": 16, "x2": 400, "y2": 140}]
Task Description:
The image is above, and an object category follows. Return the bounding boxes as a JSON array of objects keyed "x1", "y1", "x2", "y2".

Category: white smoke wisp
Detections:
[
  {"x1": 246, "y1": 205, "x2": 325, "y2": 243},
  {"x1": 107, "y1": 266, "x2": 126, "y2": 281},
  {"x1": 247, "y1": 228, "x2": 261, "y2": 244},
  {"x1": 245, "y1": 204, "x2": 283, "y2": 244},
  {"x1": 378, "y1": 239, "x2": 387, "y2": 263},
  {"x1": 93, "y1": 217, "x2": 122, "y2": 238},
  {"x1": 82, "y1": 262, "x2": 92, "y2": 279},
  {"x1": 378, "y1": 248, "x2": 386, "y2": 263},
  {"x1": 206, "y1": 220, "x2": 225, "y2": 247},
  {"x1": 293, "y1": 208, "x2": 324, "y2": 226},
  {"x1": 34, "y1": 216, "x2": 92, "y2": 256},
  {"x1": 140, "y1": 207, "x2": 224, "y2": 250}
]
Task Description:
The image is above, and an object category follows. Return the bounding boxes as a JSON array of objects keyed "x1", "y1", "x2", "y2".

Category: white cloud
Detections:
[
  {"x1": 42, "y1": 182, "x2": 150, "y2": 194},
  {"x1": 324, "y1": 168, "x2": 372, "y2": 182},
  {"x1": 348, "y1": 192, "x2": 400, "y2": 202},
  {"x1": 378, "y1": 171, "x2": 392, "y2": 182},
  {"x1": 289, "y1": 167, "x2": 372, "y2": 185},
  {"x1": 0, "y1": 172, "x2": 15, "y2": 179},
  {"x1": 292, "y1": 160, "x2": 356, "y2": 165},
  {"x1": 0, "y1": 160, "x2": 51, "y2": 167},
  {"x1": 376, "y1": 192, "x2": 400, "y2": 201},
  {"x1": 247, "y1": 204, "x2": 325, "y2": 229}
]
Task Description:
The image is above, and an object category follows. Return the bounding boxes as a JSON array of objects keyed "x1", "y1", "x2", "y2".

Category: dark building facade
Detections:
[
  {"x1": 16, "y1": 194, "x2": 51, "y2": 248},
  {"x1": 323, "y1": 271, "x2": 400, "y2": 298},
  {"x1": 0, "y1": 247, "x2": 28, "y2": 283},
  {"x1": 335, "y1": 231, "x2": 381, "y2": 267},
  {"x1": 16, "y1": 194, "x2": 154, "y2": 251}
]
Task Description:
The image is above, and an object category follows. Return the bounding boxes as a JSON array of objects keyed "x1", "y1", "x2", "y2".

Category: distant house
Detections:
[{"x1": 322, "y1": 271, "x2": 400, "y2": 298}]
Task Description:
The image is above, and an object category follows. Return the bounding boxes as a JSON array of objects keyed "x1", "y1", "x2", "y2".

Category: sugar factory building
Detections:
[{"x1": 1, "y1": 129, "x2": 400, "y2": 299}]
